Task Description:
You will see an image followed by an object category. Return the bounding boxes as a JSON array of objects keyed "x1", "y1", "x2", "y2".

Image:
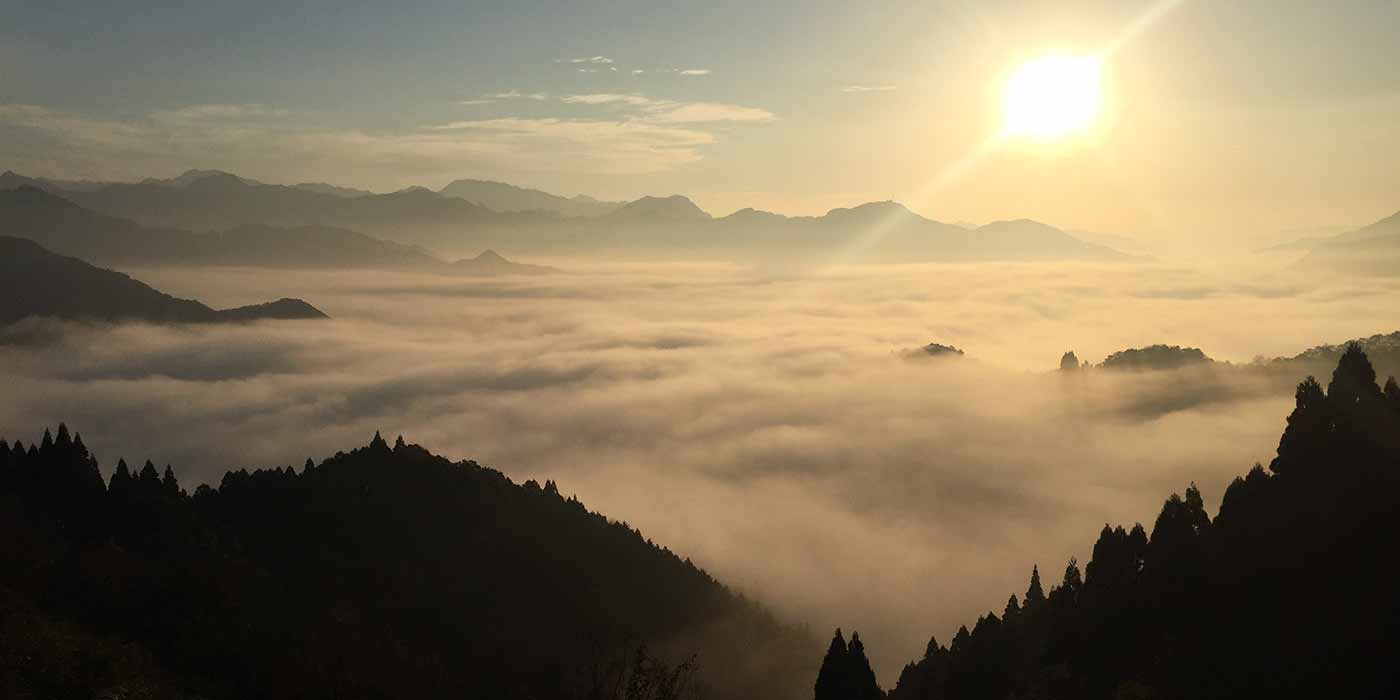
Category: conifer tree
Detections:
[
  {"x1": 847, "y1": 632, "x2": 882, "y2": 700},
  {"x1": 1004, "y1": 594, "x2": 1021, "y2": 618},
  {"x1": 1384, "y1": 376, "x2": 1400, "y2": 412},
  {"x1": 924, "y1": 635, "x2": 941, "y2": 659},
  {"x1": 1270, "y1": 376, "x2": 1330, "y2": 475},
  {"x1": 1328, "y1": 342, "x2": 1378, "y2": 407},
  {"x1": 1025, "y1": 565, "x2": 1046, "y2": 607},
  {"x1": 162, "y1": 465, "x2": 180, "y2": 495},
  {"x1": 814, "y1": 629, "x2": 848, "y2": 700},
  {"x1": 110, "y1": 458, "x2": 132, "y2": 490},
  {"x1": 1060, "y1": 350, "x2": 1081, "y2": 371}
]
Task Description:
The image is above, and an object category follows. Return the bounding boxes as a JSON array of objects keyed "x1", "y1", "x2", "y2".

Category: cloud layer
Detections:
[
  {"x1": 3, "y1": 260, "x2": 1398, "y2": 679},
  {"x1": 0, "y1": 94, "x2": 772, "y2": 186}
]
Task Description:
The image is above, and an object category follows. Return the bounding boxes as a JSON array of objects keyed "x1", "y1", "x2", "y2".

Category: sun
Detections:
[{"x1": 1002, "y1": 55, "x2": 1102, "y2": 141}]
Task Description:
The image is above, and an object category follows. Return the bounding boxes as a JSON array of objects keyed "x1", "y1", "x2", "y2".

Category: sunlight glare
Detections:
[{"x1": 1002, "y1": 55, "x2": 1102, "y2": 141}]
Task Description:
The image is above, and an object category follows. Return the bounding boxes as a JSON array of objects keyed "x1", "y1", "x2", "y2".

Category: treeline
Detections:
[
  {"x1": 878, "y1": 345, "x2": 1400, "y2": 699},
  {"x1": 0, "y1": 429, "x2": 814, "y2": 699}
]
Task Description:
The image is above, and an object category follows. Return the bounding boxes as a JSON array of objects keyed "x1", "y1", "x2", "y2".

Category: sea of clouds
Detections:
[{"x1": 4, "y1": 259, "x2": 1398, "y2": 679}]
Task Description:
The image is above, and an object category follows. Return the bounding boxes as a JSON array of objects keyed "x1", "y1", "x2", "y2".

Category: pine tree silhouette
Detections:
[
  {"x1": 813, "y1": 629, "x2": 848, "y2": 700},
  {"x1": 1024, "y1": 565, "x2": 1045, "y2": 607}
]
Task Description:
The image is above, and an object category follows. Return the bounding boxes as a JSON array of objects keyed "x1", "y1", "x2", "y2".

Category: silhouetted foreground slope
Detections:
[
  {"x1": 0, "y1": 236, "x2": 325, "y2": 326},
  {"x1": 0, "y1": 429, "x2": 813, "y2": 699},
  {"x1": 862, "y1": 345, "x2": 1400, "y2": 700}
]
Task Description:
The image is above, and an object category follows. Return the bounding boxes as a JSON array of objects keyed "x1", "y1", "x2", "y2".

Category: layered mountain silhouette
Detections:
[
  {"x1": 440, "y1": 178, "x2": 622, "y2": 217},
  {"x1": 1299, "y1": 209, "x2": 1400, "y2": 275},
  {"x1": 865, "y1": 346, "x2": 1400, "y2": 699},
  {"x1": 608, "y1": 194, "x2": 714, "y2": 223},
  {"x1": 0, "y1": 236, "x2": 325, "y2": 326},
  {"x1": 0, "y1": 187, "x2": 555, "y2": 274},
  {"x1": 451, "y1": 249, "x2": 557, "y2": 275},
  {"x1": 2, "y1": 169, "x2": 1130, "y2": 262},
  {"x1": 0, "y1": 426, "x2": 814, "y2": 700}
]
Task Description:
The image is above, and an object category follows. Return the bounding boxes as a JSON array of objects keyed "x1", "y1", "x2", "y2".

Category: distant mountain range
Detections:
[
  {"x1": 1296, "y1": 210, "x2": 1400, "y2": 275},
  {"x1": 0, "y1": 186, "x2": 557, "y2": 274},
  {"x1": 0, "y1": 236, "x2": 326, "y2": 327},
  {"x1": 439, "y1": 178, "x2": 622, "y2": 217},
  {"x1": 1, "y1": 168, "x2": 1130, "y2": 263}
]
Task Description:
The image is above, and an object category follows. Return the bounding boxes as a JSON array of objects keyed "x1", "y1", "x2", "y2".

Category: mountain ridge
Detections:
[
  {"x1": 0, "y1": 235, "x2": 327, "y2": 326},
  {"x1": 2, "y1": 169, "x2": 1130, "y2": 262},
  {"x1": 0, "y1": 187, "x2": 555, "y2": 274}
]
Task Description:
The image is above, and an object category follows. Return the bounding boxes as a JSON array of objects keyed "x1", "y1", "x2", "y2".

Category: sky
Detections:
[{"x1": 3, "y1": 0, "x2": 1398, "y2": 248}]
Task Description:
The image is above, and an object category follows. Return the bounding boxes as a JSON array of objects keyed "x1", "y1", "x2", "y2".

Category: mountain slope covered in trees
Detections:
[
  {"x1": 875, "y1": 345, "x2": 1400, "y2": 699},
  {"x1": 0, "y1": 427, "x2": 814, "y2": 700},
  {"x1": 0, "y1": 236, "x2": 325, "y2": 326}
]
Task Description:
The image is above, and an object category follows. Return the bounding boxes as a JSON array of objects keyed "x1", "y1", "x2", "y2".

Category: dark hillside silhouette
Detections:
[
  {"x1": 901, "y1": 343, "x2": 966, "y2": 360},
  {"x1": 0, "y1": 236, "x2": 326, "y2": 326},
  {"x1": 1098, "y1": 344, "x2": 1212, "y2": 371},
  {"x1": 0, "y1": 427, "x2": 814, "y2": 699},
  {"x1": 871, "y1": 345, "x2": 1400, "y2": 699}
]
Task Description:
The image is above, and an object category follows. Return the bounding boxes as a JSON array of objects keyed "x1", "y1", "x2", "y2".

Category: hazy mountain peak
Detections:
[
  {"x1": 0, "y1": 172, "x2": 58, "y2": 193},
  {"x1": 292, "y1": 181, "x2": 373, "y2": 198},
  {"x1": 218, "y1": 297, "x2": 329, "y2": 321},
  {"x1": 722, "y1": 207, "x2": 786, "y2": 221},
  {"x1": 977, "y1": 218, "x2": 1059, "y2": 232},
  {"x1": 450, "y1": 248, "x2": 558, "y2": 275},
  {"x1": 182, "y1": 171, "x2": 250, "y2": 191},
  {"x1": 0, "y1": 236, "x2": 326, "y2": 325},
  {"x1": 3, "y1": 185, "x2": 83, "y2": 210},
  {"x1": 440, "y1": 178, "x2": 621, "y2": 216},
  {"x1": 825, "y1": 200, "x2": 916, "y2": 218},
  {"x1": 613, "y1": 194, "x2": 712, "y2": 220}
]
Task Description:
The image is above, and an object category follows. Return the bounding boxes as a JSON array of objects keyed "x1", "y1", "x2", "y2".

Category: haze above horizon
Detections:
[{"x1": 4, "y1": 0, "x2": 1398, "y2": 251}]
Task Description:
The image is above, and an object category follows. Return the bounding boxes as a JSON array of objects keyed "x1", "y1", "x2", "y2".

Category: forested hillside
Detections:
[
  {"x1": 873, "y1": 345, "x2": 1400, "y2": 699},
  {"x1": 0, "y1": 430, "x2": 814, "y2": 699}
]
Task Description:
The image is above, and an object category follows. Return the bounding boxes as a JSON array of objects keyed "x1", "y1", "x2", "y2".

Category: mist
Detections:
[{"x1": 3, "y1": 258, "x2": 1395, "y2": 679}]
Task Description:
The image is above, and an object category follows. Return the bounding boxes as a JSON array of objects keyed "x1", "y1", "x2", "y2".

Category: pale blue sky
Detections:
[{"x1": 3, "y1": 0, "x2": 1397, "y2": 242}]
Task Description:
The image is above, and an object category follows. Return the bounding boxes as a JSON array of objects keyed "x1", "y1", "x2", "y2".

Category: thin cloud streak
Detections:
[{"x1": 0, "y1": 99, "x2": 770, "y2": 183}]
